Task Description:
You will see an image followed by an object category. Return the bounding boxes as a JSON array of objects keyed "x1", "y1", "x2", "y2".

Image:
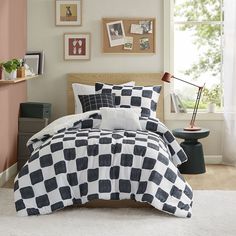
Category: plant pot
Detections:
[
  {"x1": 208, "y1": 103, "x2": 216, "y2": 113},
  {"x1": 4, "y1": 70, "x2": 17, "y2": 80}
]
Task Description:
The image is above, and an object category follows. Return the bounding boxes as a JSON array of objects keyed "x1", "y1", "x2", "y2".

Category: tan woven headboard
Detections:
[{"x1": 67, "y1": 73, "x2": 164, "y2": 122}]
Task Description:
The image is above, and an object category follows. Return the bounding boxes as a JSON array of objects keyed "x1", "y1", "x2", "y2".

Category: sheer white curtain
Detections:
[{"x1": 222, "y1": 0, "x2": 236, "y2": 165}]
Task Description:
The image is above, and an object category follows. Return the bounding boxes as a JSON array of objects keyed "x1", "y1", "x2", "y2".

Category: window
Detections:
[{"x1": 168, "y1": 0, "x2": 224, "y2": 113}]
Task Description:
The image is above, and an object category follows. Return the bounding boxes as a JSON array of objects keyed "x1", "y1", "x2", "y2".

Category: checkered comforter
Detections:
[{"x1": 14, "y1": 111, "x2": 193, "y2": 218}]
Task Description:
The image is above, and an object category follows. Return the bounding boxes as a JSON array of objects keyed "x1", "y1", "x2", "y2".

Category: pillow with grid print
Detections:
[
  {"x1": 100, "y1": 107, "x2": 141, "y2": 131},
  {"x1": 78, "y1": 93, "x2": 116, "y2": 113},
  {"x1": 72, "y1": 81, "x2": 135, "y2": 114},
  {"x1": 95, "y1": 83, "x2": 162, "y2": 118}
]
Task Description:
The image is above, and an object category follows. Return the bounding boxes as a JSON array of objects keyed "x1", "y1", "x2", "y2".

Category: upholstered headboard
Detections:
[{"x1": 67, "y1": 73, "x2": 164, "y2": 122}]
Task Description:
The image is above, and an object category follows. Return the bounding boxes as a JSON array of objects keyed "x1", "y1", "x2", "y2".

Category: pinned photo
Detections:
[
  {"x1": 106, "y1": 20, "x2": 125, "y2": 47},
  {"x1": 140, "y1": 37, "x2": 150, "y2": 50},
  {"x1": 139, "y1": 20, "x2": 153, "y2": 34},
  {"x1": 124, "y1": 37, "x2": 133, "y2": 50},
  {"x1": 130, "y1": 24, "x2": 143, "y2": 34}
]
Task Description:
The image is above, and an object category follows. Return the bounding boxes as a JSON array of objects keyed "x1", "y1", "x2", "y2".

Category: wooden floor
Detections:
[{"x1": 2, "y1": 164, "x2": 236, "y2": 190}]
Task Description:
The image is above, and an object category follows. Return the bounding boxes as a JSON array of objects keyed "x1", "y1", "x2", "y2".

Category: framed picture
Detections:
[
  {"x1": 56, "y1": 0, "x2": 82, "y2": 26},
  {"x1": 24, "y1": 51, "x2": 45, "y2": 75},
  {"x1": 106, "y1": 20, "x2": 125, "y2": 47},
  {"x1": 64, "y1": 33, "x2": 90, "y2": 60}
]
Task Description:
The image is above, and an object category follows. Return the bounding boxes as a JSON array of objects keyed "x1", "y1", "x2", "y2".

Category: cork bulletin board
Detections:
[{"x1": 102, "y1": 18, "x2": 156, "y2": 54}]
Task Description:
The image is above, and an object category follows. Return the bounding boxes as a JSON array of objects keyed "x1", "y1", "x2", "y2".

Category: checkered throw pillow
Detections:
[
  {"x1": 95, "y1": 83, "x2": 162, "y2": 118},
  {"x1": 78, "y1": 93, "x2": 115, "y2": 112}
]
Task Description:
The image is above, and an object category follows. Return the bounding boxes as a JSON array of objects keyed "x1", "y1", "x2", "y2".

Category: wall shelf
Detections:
[{"x1": 0, "y1": 75, "x2": 39, "y2": 85}]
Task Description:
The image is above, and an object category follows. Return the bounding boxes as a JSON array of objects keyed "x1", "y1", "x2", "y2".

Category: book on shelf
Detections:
[
  {"x1": 170, "y1": 93, "x2": 178, "y2": 113},
  {"x1": 170, "y1": 93, "x2": 187, "y2": 113}
]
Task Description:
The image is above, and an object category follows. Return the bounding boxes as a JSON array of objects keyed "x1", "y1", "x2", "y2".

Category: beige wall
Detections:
[
  {"x1": 27, "y1": 0, "x2": 223, "y2": 159},
  {"x1": 27, "y1": 0, "x2": 163, "y2": 119}
]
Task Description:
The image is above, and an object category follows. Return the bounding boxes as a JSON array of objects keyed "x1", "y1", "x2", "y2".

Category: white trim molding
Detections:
[
  {"x1": 0, "y1": 163, "x2": 18, "y2": 187},
  {"x1": 205, "y1": 155, "x2": 223, "y2": 165},
  {"x1": 163, "y1": 0, "x2": 224, "y2": 122}
]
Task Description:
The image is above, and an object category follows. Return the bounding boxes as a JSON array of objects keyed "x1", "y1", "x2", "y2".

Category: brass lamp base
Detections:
[{"x1": 184, "y1": 126, "x2": 202, "y2": 131}]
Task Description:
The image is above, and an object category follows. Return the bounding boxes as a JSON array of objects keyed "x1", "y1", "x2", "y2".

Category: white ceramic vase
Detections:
[
  {"x1": 208, "y1": 103, "x2": 216, "y2": 113},
  {"x1": 4, "y1": 70, "x2": 17, "y2": 80}
]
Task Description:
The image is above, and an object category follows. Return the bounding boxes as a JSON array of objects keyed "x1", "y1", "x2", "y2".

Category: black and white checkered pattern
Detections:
[
  {"x1": 78, "y1": 93, "x2": 115, "y2": 112},
  {"x1": 95, "y1": 83, "x2": 162, "y2": 118},
  {"x1": 14, "y1": 111, "x2": 192, "y2": 218}
]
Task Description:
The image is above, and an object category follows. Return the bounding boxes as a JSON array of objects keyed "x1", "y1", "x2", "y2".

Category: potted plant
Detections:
[
  {"x1": 202, "y1": 85, "x2": 221, "y2": 112},
  {"x1": 3, "y1": 59, "x2": 21, "y2": 80}
]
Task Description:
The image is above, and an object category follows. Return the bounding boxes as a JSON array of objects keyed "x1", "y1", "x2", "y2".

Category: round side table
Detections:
[{"x1": 172, "y1": 128, "x2": 210, "y2": 174}]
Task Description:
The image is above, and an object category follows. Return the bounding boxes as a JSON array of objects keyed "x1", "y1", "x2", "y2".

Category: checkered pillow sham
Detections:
[
  {"x1": 78, "y1": 93, "x2": 115, "y2": 112},
  {"x1": 95, "y1": 83, "x2": 162, "y2": 118}
]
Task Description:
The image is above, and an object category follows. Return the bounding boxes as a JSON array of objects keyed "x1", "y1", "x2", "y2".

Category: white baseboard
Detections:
[
  {"x1": 0, "y1": 163, "x2": 18, "y2": 187},
  {"x1": 205, "y1": 155, "x2": 223, "y2": 164}
]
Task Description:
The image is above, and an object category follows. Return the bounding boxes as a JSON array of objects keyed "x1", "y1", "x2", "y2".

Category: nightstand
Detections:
[
  {"x1": 18, "y1": 118, "x2": 48, "y2": 170},
  {"x1": 172, "y1": 128, "x2": 210, "y2": 174}
]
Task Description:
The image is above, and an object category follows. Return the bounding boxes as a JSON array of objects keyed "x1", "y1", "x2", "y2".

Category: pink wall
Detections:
[
  {"x1": 0, "y1": 0, "x2": 27, "y2": 172},
  {"x1": 0, "y1": 82, "x2": 27, "y2": 172},
  {"x1": 0, "y1": 0, "x2": 27, "y2": 61}
]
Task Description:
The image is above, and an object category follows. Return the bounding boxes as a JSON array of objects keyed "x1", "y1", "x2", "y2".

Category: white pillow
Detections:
[
  {"x1": 100, "y1": 107, "x2": 141, "y2": 131},
  {"x1": 72, "y1": 81, "x2": 135, "y2": 114}
]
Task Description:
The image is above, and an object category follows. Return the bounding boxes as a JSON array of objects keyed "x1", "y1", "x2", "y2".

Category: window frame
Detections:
[{"x1": 163, "y1": 0, "x2": 223, "y2": 121}]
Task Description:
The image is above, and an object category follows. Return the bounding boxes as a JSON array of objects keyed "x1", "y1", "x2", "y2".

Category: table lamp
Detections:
[{"x1": 162, "y1": 72, "x2": 204, "y2": 131}]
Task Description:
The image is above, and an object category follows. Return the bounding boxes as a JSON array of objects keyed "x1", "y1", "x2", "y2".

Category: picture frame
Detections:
[
  {"x1": 106, "y1": 20, "x2": 125, "y2": 47},
  {"x1": 64, "y1": 33, "x2": 90, "y2": 60},
  {"x1": 24, "y1": 51, "x2": 45, "y2": 75},
  {"x1": 55, "y1": 0, "x2": 82, "y2": 26}
]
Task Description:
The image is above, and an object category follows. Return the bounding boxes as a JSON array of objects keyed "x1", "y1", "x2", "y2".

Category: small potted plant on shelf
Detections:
[
  {"x1": 2, "y1": 59, "x2": 21, "y2": 80},
  {"x1": 202, "y1": 85, "x2": 221, "y2": 113}
]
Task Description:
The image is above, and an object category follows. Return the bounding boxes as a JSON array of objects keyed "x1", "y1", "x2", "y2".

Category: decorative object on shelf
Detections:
[
  {"x1": 17, "y1": 59, "x2": 26, "y2": 78},
  {"x1": 55, "y1": 0, "x2": 82, "y2": 26},
  {"x1": 64, "y1": 33, "x2": 90, "y2": 60},
  {"x1": 2, "y1": 59, "x2": 21, "y2": 80},
  {"x1": 102, "y1": 18, "x2": 156, "y2": 54},
  {"x1": 162, "y1": 72, "x2": 205, "y2": 131},
  {"x1": 24, "y1": 51, "x2": 45, "y2": 75}
]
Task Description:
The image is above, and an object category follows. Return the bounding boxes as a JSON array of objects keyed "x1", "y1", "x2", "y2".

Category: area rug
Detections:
[{"x1": 0, "y1": 188, "x2": 236, "y2": 236}]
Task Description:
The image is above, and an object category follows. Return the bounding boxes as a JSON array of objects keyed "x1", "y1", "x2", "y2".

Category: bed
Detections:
[{"x1": 14, "y1": 73, "x2": 193, "y2": 218}]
